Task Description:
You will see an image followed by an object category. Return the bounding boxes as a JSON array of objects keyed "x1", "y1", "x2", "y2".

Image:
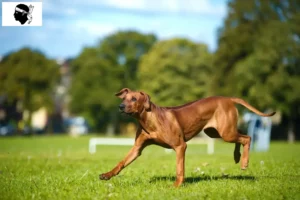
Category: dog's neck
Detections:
[{"x1": 138, "y1": 102, "x2": 167, "y2": 133}]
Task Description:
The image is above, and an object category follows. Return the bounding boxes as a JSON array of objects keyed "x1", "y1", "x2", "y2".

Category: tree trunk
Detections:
[
  {"x1": 24, "y1": 86, "x2": 33, "y2": 135},
  {"x1": 46, "y1": 114, "x2": 53, "y2": 135},
  {"x1": 287, "y1": 121, "x2": 295, "y2": 143},
  {"x1": 27, "y1": 110, "x2": 33, "y2": 135},
  {"x1": 106, "y1": 110, "x2": 118, "y2": 136}
]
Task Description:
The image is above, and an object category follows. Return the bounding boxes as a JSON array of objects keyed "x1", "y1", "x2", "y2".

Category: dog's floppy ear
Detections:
[
  {"x1": 115, "y1": 88, "x2": 131, "y2": 98},
  {"x1": 140, "y1": 92, "x2": 151, "y2": 111}
]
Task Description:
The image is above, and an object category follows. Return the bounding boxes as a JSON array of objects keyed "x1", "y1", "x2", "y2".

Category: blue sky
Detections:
[{"x1": 0, "y1": 0, "x2": 227, "y2": 59}]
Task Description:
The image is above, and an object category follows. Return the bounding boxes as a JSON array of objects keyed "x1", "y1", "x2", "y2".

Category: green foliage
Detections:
[
  {"x1": 99, "y1": 31, "x2": 157, "y2": 89},
  {"x1": 70, "y1": 47, "x2": 123, "y2": 129},
  {"x1": 232, "y1": 20, "x2": 300, "y2": 114},
  {"x1": 214, "y1": 0, "x2": 300, "y2": 117},
  {"x1": 70, "y1": 31, "x2": 157, "y2": 131},
  {"x1": 0, "y1": 136, "x2": 299, "y2": 199},
  {"x1": 0, "y1": 48, "x2": 59, "y2": 128},
  {"x1": 138, "y1": 38, "x2": 213, "y2": 106},
  {"x1": 71, "y1": 47, "x2": 122, "y2": 110}
]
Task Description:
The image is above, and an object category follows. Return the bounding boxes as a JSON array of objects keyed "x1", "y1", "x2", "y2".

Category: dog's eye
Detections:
[{"x1": 132, "y1": 97, "x2": 137, "y2": 102}]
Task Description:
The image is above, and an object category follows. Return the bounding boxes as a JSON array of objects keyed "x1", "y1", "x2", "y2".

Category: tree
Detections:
[
  {"x1": 138, "y1": 38, "x2": 213, "y2": 106},
  {"x1": 70, "y1": 47, "x2": 123, "y2": 132},
  {"x1": 70, "y1": 30, "x2": 157, "y2": 133},
  {"x1": 0, "y1": 48, "x2": 59, "y2": 133},
  {"x1": 213, "y1": 0, "x2": 300, "y2": 140},
  {"x1": 98, "y1": 30, "x2": 157, "y2": 88}
]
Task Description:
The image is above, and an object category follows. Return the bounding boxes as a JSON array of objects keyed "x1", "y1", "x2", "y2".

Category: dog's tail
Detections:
[{"x1": 230, "y1": 98, "x2": 276, "y2": 117}]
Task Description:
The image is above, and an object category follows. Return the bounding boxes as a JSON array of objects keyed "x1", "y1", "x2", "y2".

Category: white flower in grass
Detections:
[
  {"x1": 57, "y1": 150, "x2": 62, "y2": 157},
  {"x1": 107, "y1": 193, "x2": 114, "y2": 197},
  {"x1": 194, "y1": 167, "x2": 201, "y2": 172},
  {"x1": 260, "y1": 160, "x2": 264, "y2": 166},
  {"x1": 220, "y1": 167, "x2": 229, "y2": 177},
  {"x1": 222, "y1": 172, "x2": 229, "y2": 177},
  {"x1": 107, "y1": 183, "x2": 114, "y2": 192},
  {"x1": 220, "y1": 167, "x2": 226, "y2": 172}
]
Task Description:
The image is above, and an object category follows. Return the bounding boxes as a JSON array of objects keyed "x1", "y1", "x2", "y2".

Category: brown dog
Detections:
[{"x1": 99, "y1": 88, "x2": 275, "y2": 187}]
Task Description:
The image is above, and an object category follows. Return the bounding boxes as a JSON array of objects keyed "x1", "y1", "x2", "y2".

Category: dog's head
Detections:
[{"x1": 115, "y1": 88, "x2": 151, "y2": 116}]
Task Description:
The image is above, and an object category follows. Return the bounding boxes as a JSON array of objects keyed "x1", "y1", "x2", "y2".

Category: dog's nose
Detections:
[{"x1": 119, "y1": 104, "x2": 125, "y2": 110}]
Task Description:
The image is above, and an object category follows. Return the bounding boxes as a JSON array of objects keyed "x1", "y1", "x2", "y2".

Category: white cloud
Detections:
[
  {"x1": 43, "y1": 0, "x2": 226, "y2": 17},
  {"x1": 100, "y1": 0, "x2": 226, "y2": 16},
  {"x1": 105, "y1": 0, "x2": 146, "y2": 10},
  {"x1": 43, "y1": 19, "x2": 61, "y2": 30},
  {"x1": 162, "y1": 0, "x2": 181, "y2": 12},
  {"x1": 73, "y1": 20, "x2": 117, "y2": 37},
  {"x1": 181, "y1": 0, "x2": 226, "y2": 16},
  {"x1": 65, "y1": 8, "x2": 78, "y2": 16},
  {"x1": 42, "y1": 0, "x2": 78, "y2": 16}
]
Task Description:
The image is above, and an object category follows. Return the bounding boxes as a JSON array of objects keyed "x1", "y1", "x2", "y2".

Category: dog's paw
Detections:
[
  {"x1": 99, "y1": 173, "x2": 111, "y2": 180},
  {"x1": 173, "y1": 179, "x2": 184, "y2": 188},
  {"x1": 241, "y1": 160, "x2": 249, "y2": 170},
  {"x1": 241, "y1": 165, "x2": 248, "y2": 170}
]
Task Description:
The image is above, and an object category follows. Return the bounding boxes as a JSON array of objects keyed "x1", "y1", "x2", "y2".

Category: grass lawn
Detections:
[{"x1": 0, "y1": 135, "x2": 299, "y2": 200}]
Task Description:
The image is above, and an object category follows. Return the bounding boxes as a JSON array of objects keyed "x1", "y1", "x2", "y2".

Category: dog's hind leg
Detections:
[
  {"x1": 219, "y1": 128, "x2": 251, "y2": 169},
  {"x1": 236, "y1": 133, "x2": 251, "y2": 169}
]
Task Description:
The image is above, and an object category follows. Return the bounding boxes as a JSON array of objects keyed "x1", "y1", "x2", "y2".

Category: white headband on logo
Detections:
[{"x1": 15, "y1": 7, "x2": 27, "y2": 13}]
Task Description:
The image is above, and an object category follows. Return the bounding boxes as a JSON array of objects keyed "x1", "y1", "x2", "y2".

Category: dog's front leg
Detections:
[
  {"x1": 173, "y1": 143, "x2": 187, "y2": 187},
  {"x1": 99, "y1": 132, "x2": 150, "y2": 181}
]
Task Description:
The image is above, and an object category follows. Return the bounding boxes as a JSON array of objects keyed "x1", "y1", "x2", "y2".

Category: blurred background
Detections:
[{"x1": 0, "y1": 0, "x2": 299, "y2": 142}]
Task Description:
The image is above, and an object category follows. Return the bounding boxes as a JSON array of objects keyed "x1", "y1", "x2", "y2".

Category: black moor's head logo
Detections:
[{"x1": 14, "y1": 4, "x2": 34, "y2": 25}]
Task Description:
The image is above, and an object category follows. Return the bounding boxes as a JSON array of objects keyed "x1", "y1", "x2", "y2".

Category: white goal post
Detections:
[{"x1": 89, "y1": 137, "x2": 214, "y2": 154}]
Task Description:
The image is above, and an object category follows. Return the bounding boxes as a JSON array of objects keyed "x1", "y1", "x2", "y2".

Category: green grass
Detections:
[{"x1": 0, "y1": 135, "x2": 299, "y2": 200}]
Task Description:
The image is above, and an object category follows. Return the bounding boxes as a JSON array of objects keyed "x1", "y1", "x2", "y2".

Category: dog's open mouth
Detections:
[
  {"x1": 126, "y1": 112, "x2": 134, "y2": 116},
  {"x1": 120, "y1": 110, "x2": 134, "y2": 116}
]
